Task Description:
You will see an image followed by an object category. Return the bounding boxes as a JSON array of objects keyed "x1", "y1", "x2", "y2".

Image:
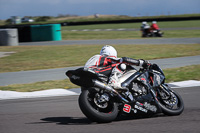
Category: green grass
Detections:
[
  {"x1": 61, "y1": 20, "x2": 200, "y2": 40},
  {"x1": 0, "y1": 44, "x2": 200, "y2": 73},
  {"x1": 0, "y1": 64, "x2": 199, "y2": 92},
  {"x1": 164, "y1": 65, "x2": 200, "y2": 82},
  {"x1": 62, "y1": 20, "x2": 200, "y2": 30},
  {"x1": 62, "y1": 31, "x2": 141, "y2": 40},
  {"x1": 0, "y1": 79, "x2": 78, "y2": 92},
  {"x1": 163, "y1": 30, "x2": 200, "y2": 38},
  {"x1": 62, "y1": 30, "x2": 200, "y2": 40},
  {"x1": 158, "y1": 20, "x2": 200, "y2": 28}
]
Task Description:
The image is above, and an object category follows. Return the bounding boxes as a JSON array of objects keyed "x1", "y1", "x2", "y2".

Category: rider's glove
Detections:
[{"x1": 141, "y1": 59, "x2": 151, "y2": 69}]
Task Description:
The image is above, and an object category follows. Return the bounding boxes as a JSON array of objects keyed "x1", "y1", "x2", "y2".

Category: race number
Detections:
[{"x1": 123, "y1": 104, "x2": 131, "y2": 113}]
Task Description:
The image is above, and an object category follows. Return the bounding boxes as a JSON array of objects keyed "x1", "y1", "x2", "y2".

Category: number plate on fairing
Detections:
[
  {"x1": 123, "y1": 104, "x2": 131, "y2": 113},
  {"x1": 122, "y1": 101, "x2": 158, "y2": 114}
]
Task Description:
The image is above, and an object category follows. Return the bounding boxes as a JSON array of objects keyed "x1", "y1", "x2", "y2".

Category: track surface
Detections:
[{"x1": 0, "y1": 86, "x2": 200, "y2": 133}]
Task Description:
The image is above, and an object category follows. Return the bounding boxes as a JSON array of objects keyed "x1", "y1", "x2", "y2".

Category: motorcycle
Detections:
[
  {"x1": 66, "y1": 63, "x2": 184, "y2": 123},
  {"x1": 142, "y1": 29, "x2": 163, "y2": 37}
]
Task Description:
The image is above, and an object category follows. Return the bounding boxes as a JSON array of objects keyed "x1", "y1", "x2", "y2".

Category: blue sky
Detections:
[{"x1": 0, "y1": 0, "x2": 199, "y2": 20}]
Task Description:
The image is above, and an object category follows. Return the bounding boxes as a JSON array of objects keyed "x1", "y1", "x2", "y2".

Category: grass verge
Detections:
[
  {"x1": 62, "y1": 30, "x2": 200, "y2": 40},
  {"x1": 164, "y1": 65, "x2": 200, "y2": 82},
  {"x1": 0, "y1": 44, "x2": 200, "y2": 73},
  {"x1": 0, "y1": 79, "x2": 78, "y2": 92},
  {"x1": 0, "y1": 65, "x2": 199, "y2": 92},
  {"x1": 62, "y1": 20, "x2": 200, "y2": 30},
  {"x1": 61, "y1": 20, "x2": 200, "y2": 40}
]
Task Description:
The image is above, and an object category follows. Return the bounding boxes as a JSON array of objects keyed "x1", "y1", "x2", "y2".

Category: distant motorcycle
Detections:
[
  {"x1": 66, "y1": 63, "x2": 184, "y2": 123},
  {"x1": 143, "y1": 30, "x2": 163, "y2": 37}
]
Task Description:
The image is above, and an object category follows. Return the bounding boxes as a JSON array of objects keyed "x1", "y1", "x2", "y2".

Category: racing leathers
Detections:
[
  {"x1": 151, "y1": 23, "x2": 160, "y2": 31},
  {"x1": 141, "y1": 23, "x2": 150, "y2": 37},
  {"x1": 84, "y1": 55, "x2": 150, "y2": 89}
]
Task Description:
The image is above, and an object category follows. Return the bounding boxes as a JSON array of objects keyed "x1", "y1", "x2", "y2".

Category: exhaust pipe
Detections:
[{"x1": 93, "y1": 80, "x2": 129, "y2": 103}]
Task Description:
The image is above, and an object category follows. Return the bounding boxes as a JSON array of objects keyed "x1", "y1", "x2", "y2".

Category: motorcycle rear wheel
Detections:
[{"x1": 79, "y1": 89, "x2": 119, "y2": 123}]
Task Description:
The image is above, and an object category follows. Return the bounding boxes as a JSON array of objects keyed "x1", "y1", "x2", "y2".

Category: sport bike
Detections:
[
  {"x1": 142, "y1": 29, "x2": 163, "y2": 37},
  {"x1": 66, "y1": 63, "x2": 184, "y2": 123}
]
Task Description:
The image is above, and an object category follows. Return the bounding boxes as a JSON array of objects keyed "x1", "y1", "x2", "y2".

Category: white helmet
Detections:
[
  {"x1": 142, "y1": 21, "x2": 147, "y2": 25},
  {"x1": 100, "y1": 45, "x2": 117, "y2": 57},
  {"x1": 152, "y1": 21, "x2": 157, "y2": 24}
]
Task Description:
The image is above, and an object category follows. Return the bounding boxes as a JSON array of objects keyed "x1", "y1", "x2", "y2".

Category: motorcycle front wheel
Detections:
[
  {"x1": 78, "y1": 89, "x2": 119, "y2": 123},
  {"x1": 157, "y1": 85, "x2": 184, "y2": 116}
]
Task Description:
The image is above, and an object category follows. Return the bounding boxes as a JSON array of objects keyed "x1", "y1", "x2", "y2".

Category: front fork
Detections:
[{"x1": 149, "y1": 86, "x2": 163, "y2": 112}]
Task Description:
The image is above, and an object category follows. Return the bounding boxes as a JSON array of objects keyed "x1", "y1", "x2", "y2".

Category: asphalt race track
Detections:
[{"x1": 0, "y1": 86, "x2": 200, "y2": 133}]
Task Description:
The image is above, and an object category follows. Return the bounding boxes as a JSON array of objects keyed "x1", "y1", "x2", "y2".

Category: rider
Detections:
[
  {"x1": 84, "y1": 45, "x2": 150, "y2": 90},
  {"x1": 150, "y1": 21, "x2": 160, "y2": 31},
  {"x1": 140, "y1": 21, "x2": 150, "y2": 37}
]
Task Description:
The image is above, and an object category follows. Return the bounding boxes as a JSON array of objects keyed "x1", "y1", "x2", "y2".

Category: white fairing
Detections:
[
  {"x1": 84, "y1": 55, "x2": 101, "y2": 68},
  {"x1": 144, "y1": 25, "x2": 150, "y2": 29},
  {"x1": 118, "y1": 70, "x2": 137, "y2": 85}
]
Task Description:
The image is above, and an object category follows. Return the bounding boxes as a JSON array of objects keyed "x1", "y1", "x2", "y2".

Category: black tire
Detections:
[
  {"x1": 157, "y1": 87, "x2": 184, "y2": 116},
  {"x1": 158, "y1": 33, "x2": 163, "y2": 37},
  {"x1": 78, "y1": 89, "x2": 119, "y2": 123}
]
